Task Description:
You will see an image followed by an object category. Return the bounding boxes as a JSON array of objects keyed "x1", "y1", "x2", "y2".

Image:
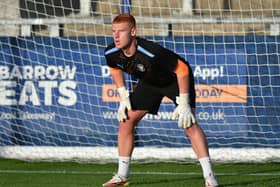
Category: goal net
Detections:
[{"x1": 0, "y1": 0, "x2": 279, "y2": 163}]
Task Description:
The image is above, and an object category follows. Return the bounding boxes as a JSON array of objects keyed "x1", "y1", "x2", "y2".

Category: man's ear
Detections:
[{"x1": 131, "y1": 27, "x2": 136, "y2": 36}]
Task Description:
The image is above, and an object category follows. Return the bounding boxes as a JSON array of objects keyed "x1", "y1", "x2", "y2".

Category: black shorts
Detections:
[{"x1": 130, "y1": 81, "x2": 196, "y2": 114}]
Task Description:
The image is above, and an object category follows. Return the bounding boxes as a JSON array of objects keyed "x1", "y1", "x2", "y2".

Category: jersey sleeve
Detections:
[
  {"x1": 155, "y1": 47, "x2": 179, "y2": 72},
  {"x1": 104, "y1": 44, "x2": 120, "y2": 68},
  {"x1": 105, "y1": 54, "x2": 117, "y2": 68}
]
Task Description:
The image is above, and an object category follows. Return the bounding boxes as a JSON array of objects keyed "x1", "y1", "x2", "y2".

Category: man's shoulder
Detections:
[
  {"x1": 137, "y1": 38, "x2": 179, "y2": 61},
  {"x1": 137, "y1": 37, "x2": 161, "y2": 48},
  {"x1": 136, "y1": 37, "x2": 163, "y2": 56},
  {"x1": 104, "y1": 43, "x2": 120, "y2": 56}
]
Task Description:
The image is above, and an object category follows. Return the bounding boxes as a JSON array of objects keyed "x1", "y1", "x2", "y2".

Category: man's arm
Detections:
[
  {"x1": 172, "y1": 59, "x2": 196, "y2": 128},
  {"x1": 110, "y1": 67, "x2": 125, "y2": 88},
  {"x1": 109, "y1": 67, "x2": 131, "y2": 122},
  {"x1": 174, "y1": 60, "x2": 189, "y2": 94}
]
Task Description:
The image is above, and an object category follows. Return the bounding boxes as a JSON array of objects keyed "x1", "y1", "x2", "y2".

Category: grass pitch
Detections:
[{"x1": 0, "y1": 158, "x2": 279, "y2": 187}]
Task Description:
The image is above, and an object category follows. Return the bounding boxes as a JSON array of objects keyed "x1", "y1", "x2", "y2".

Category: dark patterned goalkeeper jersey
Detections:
[{"x1": 106, "y1": 37, "x2": 196, "y2": 86}]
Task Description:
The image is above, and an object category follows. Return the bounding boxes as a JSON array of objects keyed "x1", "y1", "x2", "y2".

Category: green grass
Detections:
[{"x1": 0, "y1": 159, "x2": 279, "y2": 187}]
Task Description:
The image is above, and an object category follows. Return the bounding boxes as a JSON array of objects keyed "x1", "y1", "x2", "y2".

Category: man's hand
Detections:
[
  {"x1": 172, "y1": 93, "x2": 196, "y2": 128},
  {"x1": 117, "y1": 87, "x2": 132, "y2": 122}
]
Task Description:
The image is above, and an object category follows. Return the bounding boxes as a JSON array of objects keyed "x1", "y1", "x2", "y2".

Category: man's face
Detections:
[{"x1": 112, "y1": 22, "x2": 135, "y2": 49}]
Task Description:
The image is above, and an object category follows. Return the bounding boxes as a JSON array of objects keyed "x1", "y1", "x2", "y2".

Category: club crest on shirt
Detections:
[{"x1": 136, "y1": 64, "x2": 145, "y2": 72}]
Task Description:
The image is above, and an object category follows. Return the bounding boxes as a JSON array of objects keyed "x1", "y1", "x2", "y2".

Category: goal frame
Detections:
[{"x1": 0, "y1": 0, "x2": 280, "y2": 163}]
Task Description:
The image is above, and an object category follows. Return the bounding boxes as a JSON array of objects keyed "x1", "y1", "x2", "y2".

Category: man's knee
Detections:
[{"x1": 184, "y1": 123, "x2": 201, "y2": 135}]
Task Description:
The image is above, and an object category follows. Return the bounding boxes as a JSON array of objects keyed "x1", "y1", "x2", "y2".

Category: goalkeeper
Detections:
[{"x1": 103, "y1": 13, "x2": 219, "y2": 187}]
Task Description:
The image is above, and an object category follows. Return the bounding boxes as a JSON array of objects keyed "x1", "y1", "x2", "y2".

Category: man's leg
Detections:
[
  {"x1": 117, "y1": 110, "x2": 147, "y2": 177},
  {"x1": 184, "y1": 124, "x2": 209, "y2": 158},
  {"x1": 185, "y1": 124, "x2": 219, "y2": 187},
  {"x1": 103, "y1": 110, "x2": 146, "y2": 187}
]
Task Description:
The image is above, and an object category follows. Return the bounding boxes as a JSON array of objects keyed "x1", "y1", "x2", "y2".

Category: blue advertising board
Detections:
[{"x1": 0, "y1": 36, "x2": 279, "y2": 147}]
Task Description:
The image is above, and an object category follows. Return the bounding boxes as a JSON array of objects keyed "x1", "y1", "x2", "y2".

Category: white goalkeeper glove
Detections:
[
  {"x1": 117, "y1": 86, "x2": 132, "y2": 122},
  {"x1": 172, "y1": 93, "x2": 196, "y2": 128}
]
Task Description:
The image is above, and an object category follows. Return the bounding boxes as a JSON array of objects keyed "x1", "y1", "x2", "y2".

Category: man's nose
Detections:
[{"x1": 114, "y1": 32, "x2": 119, "y2": 38}]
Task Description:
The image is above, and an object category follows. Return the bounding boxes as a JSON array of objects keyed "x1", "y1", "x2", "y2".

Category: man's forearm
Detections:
[
  {"x1": 174, "y1": 60, "x2": 190, "y2": 94},
  {"x1": 110, "y1": 67, "x2": 126, "y2": 88},
  {"x1": 177, "y1": 75, "x2": 189, "y2": 94}
]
